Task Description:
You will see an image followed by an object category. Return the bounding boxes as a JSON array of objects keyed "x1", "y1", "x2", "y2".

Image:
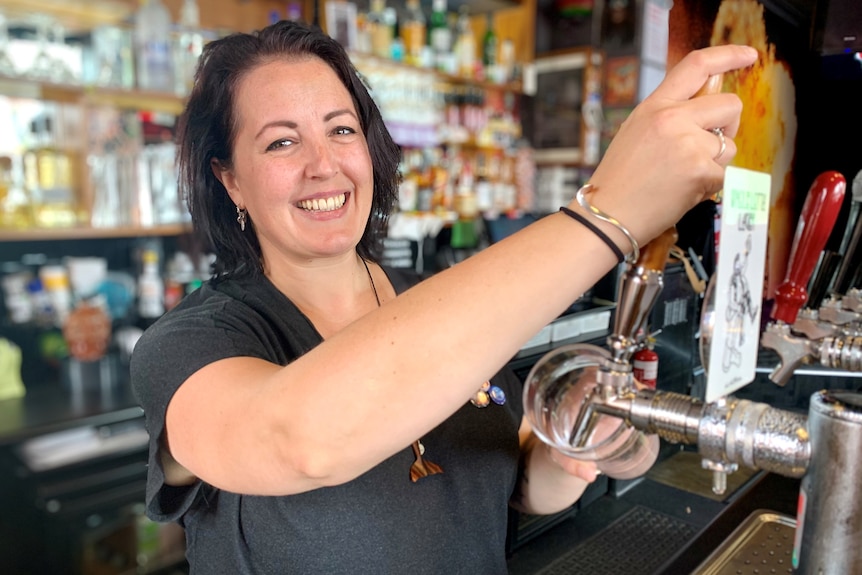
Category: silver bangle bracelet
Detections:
[{"x1": 575, "y1": 184, "x2": 640, "y2": 264}]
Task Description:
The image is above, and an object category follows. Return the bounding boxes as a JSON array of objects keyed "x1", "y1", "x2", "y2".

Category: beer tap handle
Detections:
[
  {"x1": 638, "y1": 226, "x2": 679, "y2": 272},
  {"x1": 831, "y1": 201, "x2": 862, "y2": 296},
  {"x1": 693, "y1": 73, "x2": 723, "y2": 98},
  {"x1": 836, "y1": 169, "x2": 862, "y2": 256},
  {"x1": 771, "y1": 171, "x2": 846, "y2": 324},
  {"x1": 806, "y1": 250, "x2": 841, "y2": 308}
]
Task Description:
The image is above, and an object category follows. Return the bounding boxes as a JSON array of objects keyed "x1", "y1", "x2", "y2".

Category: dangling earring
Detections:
[{"x1": 236, "y1": 205, "x2": 247, "y2": 231}]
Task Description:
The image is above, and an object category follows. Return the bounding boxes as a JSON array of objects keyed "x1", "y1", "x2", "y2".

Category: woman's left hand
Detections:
[{"x1": 546, "y1": 445, "x2": 601, "y2": 483}]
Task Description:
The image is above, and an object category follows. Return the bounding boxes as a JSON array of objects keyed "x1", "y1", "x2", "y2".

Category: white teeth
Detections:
[{"x1": 298, "y1": 193, "x2": 346, "y2": 212}]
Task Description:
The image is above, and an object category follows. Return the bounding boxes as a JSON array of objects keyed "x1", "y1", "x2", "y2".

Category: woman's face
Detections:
[{"x1": 217, "y1": 56, "x2": 374, "y2": 269}]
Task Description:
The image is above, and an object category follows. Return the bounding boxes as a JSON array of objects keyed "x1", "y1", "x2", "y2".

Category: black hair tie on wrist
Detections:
[{"x1": 559, "y1": 206, "x2": 625, "y2": 264}]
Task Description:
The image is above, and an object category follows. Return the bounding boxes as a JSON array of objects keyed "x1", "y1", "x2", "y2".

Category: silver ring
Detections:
[{"x1": 711, "y1": 127, "x2": 726, "y2": 161}]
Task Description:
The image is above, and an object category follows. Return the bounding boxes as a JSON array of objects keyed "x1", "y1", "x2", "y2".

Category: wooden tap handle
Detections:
[
  {"x1": 694, "y1": 74, "x2": 723, "y2": 97},
  {"x1": 637, "y1": 226, "x2": 679, "y2": 272},
  {"x1": 772, "y1": 171, "x2": 846, "y2": 324}
]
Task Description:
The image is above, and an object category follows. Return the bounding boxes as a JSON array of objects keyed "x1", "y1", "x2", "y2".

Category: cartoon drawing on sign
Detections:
[{"x1": 723, "y1": 229, "x2": 759, "y2": 373}]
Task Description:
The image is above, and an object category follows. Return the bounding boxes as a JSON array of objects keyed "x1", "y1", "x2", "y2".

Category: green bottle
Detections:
[
  {"x1": 482, "y1": 13, "x2": 497, "y2": 69},
  {"x1": 429, "y1": 0, "x2": 451, "y2": 56}
]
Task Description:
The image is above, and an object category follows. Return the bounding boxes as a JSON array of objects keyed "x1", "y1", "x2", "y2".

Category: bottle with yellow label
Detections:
[
  {"x1": 23, "y1": 113, "x2": 79, "y2": 228},
  {"x1": 400, "y1": 0, "x2": 425, "y2": 66},
  {"x1": 367, "y1": 0, "x2": 393, "y2": 59},
  {"x1": 0, "y1": 155, "x2": 34, "y2": 229}
]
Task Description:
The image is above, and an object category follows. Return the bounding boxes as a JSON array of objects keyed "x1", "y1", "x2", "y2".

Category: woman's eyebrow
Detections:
[{"x1": 254, "y1": 109, "x2": 357, "y2": 139}]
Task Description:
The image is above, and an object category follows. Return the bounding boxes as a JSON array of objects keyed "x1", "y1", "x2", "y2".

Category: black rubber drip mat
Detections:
[{"x1": 535, "y1": 505, "x2": 699, "y2": 575}]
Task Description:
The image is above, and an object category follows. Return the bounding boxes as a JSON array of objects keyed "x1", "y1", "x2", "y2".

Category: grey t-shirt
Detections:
[{"x1": 131, "y1": 267, "x2": 524, "y2": 574}]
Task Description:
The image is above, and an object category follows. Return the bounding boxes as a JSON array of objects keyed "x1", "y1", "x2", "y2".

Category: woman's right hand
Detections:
[{"x1": 582, "y1": 44, "x2": 758, "y2": 248}]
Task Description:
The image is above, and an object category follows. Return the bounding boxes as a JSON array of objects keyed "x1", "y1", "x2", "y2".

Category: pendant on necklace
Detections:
[
  {"x1": 471, "y1": 380, "x2": 506, "y2": 408},
  {"x1": 410, "y1": 439, "x2": 443, "y2": 482}
]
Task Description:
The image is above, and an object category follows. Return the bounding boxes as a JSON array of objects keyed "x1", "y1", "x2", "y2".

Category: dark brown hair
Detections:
[{"x1": 177, "y1": 20, "x2": 401, "y2": 279}]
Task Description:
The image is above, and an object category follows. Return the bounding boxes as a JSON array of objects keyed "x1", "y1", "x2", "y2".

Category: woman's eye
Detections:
[
  {"x1": 333, "y1": 126, "x2": 357, "y2": 136},
  {"x1": 266, "y1": 139, "x2": 294, "y2": 152}
]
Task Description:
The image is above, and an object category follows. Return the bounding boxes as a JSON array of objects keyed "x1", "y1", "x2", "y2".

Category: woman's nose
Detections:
[{"x1": 304, "y1": 138, "x2": 339, "y2": 179}]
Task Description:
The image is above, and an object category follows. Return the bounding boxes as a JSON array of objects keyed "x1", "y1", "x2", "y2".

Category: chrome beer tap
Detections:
[{"x1": 523, "y1": 169, "x2": 862, "y2": 573}]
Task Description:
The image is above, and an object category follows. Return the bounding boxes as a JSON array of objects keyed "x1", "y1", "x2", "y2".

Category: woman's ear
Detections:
[{"x1": 211, "y1": 158, "x2": 241, "y2": 205}]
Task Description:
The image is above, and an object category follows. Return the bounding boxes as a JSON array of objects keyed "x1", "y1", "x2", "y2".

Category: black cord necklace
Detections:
[
  {"x1": 361, "y1": 257, "x2": 443, "y2": 482},
  {"x1": 361, "y1": 258, "x2": 380, "y2": 307}
]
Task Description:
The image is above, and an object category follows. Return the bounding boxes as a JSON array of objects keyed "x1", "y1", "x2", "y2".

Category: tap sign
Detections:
[{"x1": 704, "y1": 166, "x2": 771, "y2": 402}]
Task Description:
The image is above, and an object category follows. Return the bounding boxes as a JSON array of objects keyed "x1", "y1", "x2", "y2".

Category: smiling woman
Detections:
[
  {"x1": 130, "y1": 18, "x2": 758, "y2": 575},
  {"x1": 209, "y1": 57, "x2": 375, "y2": 268}
]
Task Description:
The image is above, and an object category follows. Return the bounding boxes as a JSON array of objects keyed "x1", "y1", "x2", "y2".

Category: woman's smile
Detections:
[{"x1": 296, "y1": 192, "x2": 348, "y2": 213}]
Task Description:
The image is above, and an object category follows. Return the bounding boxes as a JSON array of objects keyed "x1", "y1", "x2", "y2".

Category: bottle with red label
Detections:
[{"x1": 633, "y1": 336, "x2": 658, "y2": 389}]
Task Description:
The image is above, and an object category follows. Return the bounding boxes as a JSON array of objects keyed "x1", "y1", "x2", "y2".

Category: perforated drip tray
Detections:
[
  {"x1": 534, "y1": 505, "x2": 699, "y2": 575},
  {"x1": 692, "y1": 509, "x2": 796, "y2": 575}
]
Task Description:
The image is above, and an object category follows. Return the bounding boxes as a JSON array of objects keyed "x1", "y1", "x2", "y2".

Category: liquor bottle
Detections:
[
  {"x1": 39, "y1": 264, "x2": 72, "y2": 327},
  {"x1": 400, "y1": 0, "x2": 426, "y2": 66},
  {"x1": 175, "y1": 0, "x2": 204, "y2": 96},
  {"x1": 428, "y1": 0, "x2": 451, "y2": 69},
  {"x1": 482, "y1": 13, "x2": 497, "y2": 80},
  {"x1": 367, "y1": 0, "x2": 393, "y2": 59},
  {"x1": 453, "y1": 5, "x2": 476, "y2": 79},
  {"x1": 137, "y1": 248, "x2": 165, "y2": 320},
  {"x1": 0, "y1": 155, "x2": 33, "y2": 229},
  {"x1": 134, "y1": 0, "x2": 174, "y2": 92},
  {"x1": 23, "y1": 113, "x2": 78, "y2": 228},
  {"x1": 389, "y1": 15, "x2": 405, "y2": 62}
]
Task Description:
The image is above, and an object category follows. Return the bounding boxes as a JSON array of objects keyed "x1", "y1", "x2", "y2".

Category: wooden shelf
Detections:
[
  {"x1": 0, "y1": 223, "x2": 192, "y2": 242},
  {"x1": 0, "y1": 75, "x2": 185, "y2": 114},
  {"x1": 0, "y1": 0, "x2": 134, "y2": 33},
  {"x1": 349, "y1": 51, "x2": 524, "y2": 94}
]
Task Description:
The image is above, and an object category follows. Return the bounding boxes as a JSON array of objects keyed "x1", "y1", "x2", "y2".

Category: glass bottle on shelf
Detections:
[
  {"x1": 482, "y1": 13, "x2": 497, "y2": 80},
  {"x1": 134, "y1": 0, "x2": 175, "y2": 92},
  {"x1": 48, "y1": 19, "x2": 77, "y2": 83},
  {"x1": 23, "y1": 113, "x2": 78, "y2": 228},
  {"x1": 400, "y1": 0, "x2": 426, "y2": 66},
  {"x1": 498, "y1": 37, "x2": 515, "y2": 84},
  {"x1": 0, "y1": 155, "x2": 33, "y2": 229},
  {"x1": 429, "y1": 0, "x2": 452, "y2": 71},
  {"x1": 367, "y1": 0, "x2": 393, "y2": 59},
  {"x1": 0, "y1": 10, "x2": 17, "y2": 76},
  {"x1": 137, "y1": 247, "x2": 165, "y2": 321},
  {"x1": 388, "y1": 12, "x2": 404, "y2": 62},
  {"x1": 453, "y1": 5, "x2": 476, "y2": 79},
  {"x1": 25, "y1": 14, "x2": 57, "y2": 81},
  {"x1": 174, "y1": 0, "x2": 204, "y2": 96}
]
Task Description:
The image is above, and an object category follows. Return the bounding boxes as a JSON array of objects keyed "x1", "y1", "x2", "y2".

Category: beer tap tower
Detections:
[{"x1": 523, "y1": 171, "x2": 860, "y2": 573}]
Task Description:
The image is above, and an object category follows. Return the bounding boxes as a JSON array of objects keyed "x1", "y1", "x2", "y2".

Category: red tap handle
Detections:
[{"x1": 772, "y1": 171, "x2": 846, "y2": 323}]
